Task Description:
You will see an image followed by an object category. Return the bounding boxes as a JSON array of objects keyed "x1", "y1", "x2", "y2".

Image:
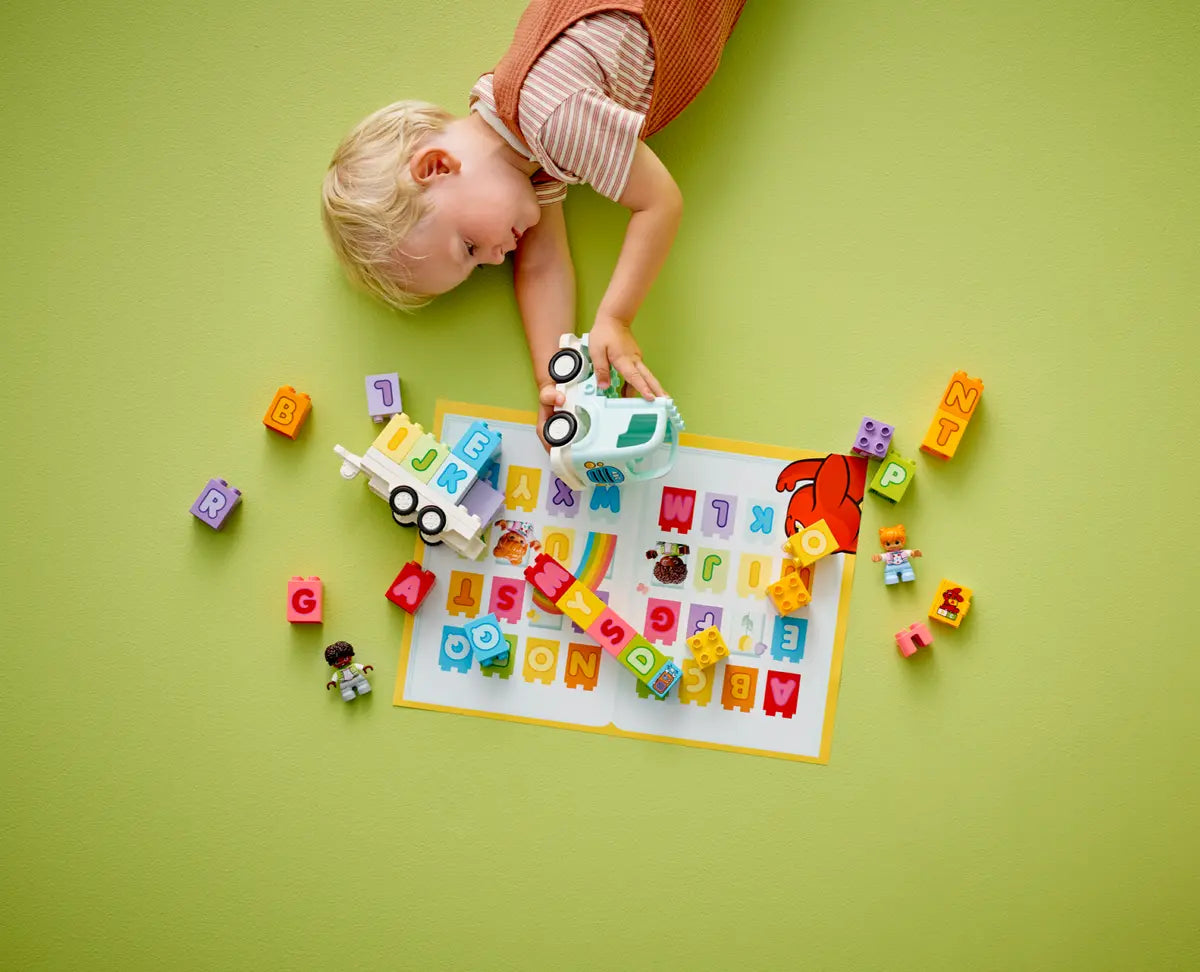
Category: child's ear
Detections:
[{"x1": 410, "y1": 147, "x2": 460, "y2": 184}]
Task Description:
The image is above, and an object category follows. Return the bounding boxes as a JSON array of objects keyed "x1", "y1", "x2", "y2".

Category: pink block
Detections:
[
  {"x1": 587, "y1": 606, "x2": 637, "y2": 657},
  {"x1": 287, "y1": 576, "x2": 323, "y2": 623},
  {"x1": 895, "y1": 622, "x2": 933, "y2": 657},
  {"x1": 908, "y1": 622, "x2": 933, "y2": 647}
]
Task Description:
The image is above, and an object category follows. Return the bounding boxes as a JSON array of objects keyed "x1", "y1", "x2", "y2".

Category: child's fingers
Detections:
[
  {"x1": 623, "y1": 365, "x2": 655, "y2": 400},
  {"x1": 539, "y1": 384, "x2": 564, "y2": 407},
  {"x1": 634, "y1": 361, "x2": 667, "y2": 398},
  {"x1": 592, "y1": 343, "x2": 612, "y2": 389},
  {"x1": 617, "y1": 359, "x2": 664, "y2": 400}
]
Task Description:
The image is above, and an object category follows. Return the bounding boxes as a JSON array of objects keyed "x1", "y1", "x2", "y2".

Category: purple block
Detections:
[
  {"x1": 686, "y1": 603, "x2": 724, "y2": 639},
  {"x1": 572, "y1": 590, "x2": 609, "y2": 634},
  {"x1": 190, "y1": 478, "x2": 241, "y2": 530},
  {"x1": 461, "y1": 477, "x2": 504, "y2": 525},
  {"x1": 700, "y1": 492, "x2": 737, "y2": 539},
  {"x1": 545, "y1": 476, "x2": 581, "y2": 518},
  {"x1": 364, "y1": 372, "x2": 402, "y2": 422},
  {"x1": 851, "y1": 417, "x2": 893, "y2": 460}
]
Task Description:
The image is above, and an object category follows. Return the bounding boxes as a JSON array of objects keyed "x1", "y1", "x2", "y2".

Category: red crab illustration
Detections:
[{"x1": 775, "y1": 454, "x2": 867, "y2": 554}]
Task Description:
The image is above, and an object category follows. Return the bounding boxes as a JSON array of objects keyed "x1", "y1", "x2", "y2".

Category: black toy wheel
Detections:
[
  {"x1": 543, "y1": 410, "x2": 578, "y2": 447},
  {"x1": 417, "y1": 505, "x2": 447, "y2": 539},
  {"x1": 547, "y1": 348, "x2": 584, "y2": 384},
  {"x1": 389, "y1": 485, "x2": 419, "y2": 522}
]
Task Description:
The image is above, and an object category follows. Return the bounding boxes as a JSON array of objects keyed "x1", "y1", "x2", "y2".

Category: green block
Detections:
[
  {"x1": 635, "y1": 677, "x2": 669, "y2": 701},
  {"x1": 868, "y1": 452, "x2": 916, "y2": 503},
  {"x1": 619, "y1": 635, "x2": 670, "y2": 687},
  {"x1": 402, "y1": 433, "x2": 450, "y2": 484},
  {"x1": 480, "y1": 634, "x2": 516, "y2": 679}
]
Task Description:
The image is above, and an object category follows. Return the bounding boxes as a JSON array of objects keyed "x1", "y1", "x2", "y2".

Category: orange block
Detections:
[
  {"x1": 938, "y1": 371, "x2": 984, "y2": 421},
  {"x1": 263, "y1": 385, "x2": 311, "y2": 439},
  {"x1": 920, "y1": 409, "x2": 967, "y2": 460},
  {"x1": 921, "y1": 371, "x2": 983, "y2": 459}
]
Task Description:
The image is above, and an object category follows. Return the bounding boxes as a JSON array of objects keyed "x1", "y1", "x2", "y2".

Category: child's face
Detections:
[{"x1": 401, "y1": 139, "x2": 542, "y2": 296}]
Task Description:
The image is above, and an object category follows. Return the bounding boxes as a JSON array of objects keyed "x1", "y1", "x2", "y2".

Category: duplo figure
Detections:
[
  {"x1": 872, "y1": 525, "x2": 922, "y2": 585},
  {"x1": 325, "y1": 641, "x2": 374, "y2": 701}
]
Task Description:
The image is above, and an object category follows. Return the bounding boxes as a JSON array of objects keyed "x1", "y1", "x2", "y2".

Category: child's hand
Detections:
[
  {"x1": 536, "y1": 381, "x2": 565, "y2": 453},
  {"x1": 588, "y1": 314, "x2": 666, "y2": 400}
]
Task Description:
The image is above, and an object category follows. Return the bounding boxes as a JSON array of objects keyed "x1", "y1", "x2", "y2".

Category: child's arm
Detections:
[
  {"x1": 513, "y1": 201, "x2": 575, "y2": 440},
  {"x1": 588, "y1": 140, "x2": 682, "y2": 397}
]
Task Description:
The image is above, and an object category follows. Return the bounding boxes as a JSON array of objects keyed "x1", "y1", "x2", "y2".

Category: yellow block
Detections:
[
  {"x1": 782, "y1": 518, "x2": 837, "y2": 567},
  {"x1": 687, "y1": 626, "x2": 729, "y2": 668},
  {"x1": 920, "y1": 409, "x2": 966, "y2": 460},
  {"x1": 929, "y1": 579, "x2": 974, "y2": 628},
  {"x1": 767, "y1": 571, "x2": 811, "y2": 614},
  {"x1": 556, "y1": 581, "x2": 606, "y2": 629},
  {"x1": 373, "y1": 413, "x2": 423, "y2": 462}
]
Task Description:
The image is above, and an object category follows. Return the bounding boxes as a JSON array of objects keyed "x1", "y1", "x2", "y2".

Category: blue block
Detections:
[
  {"x1": 451, "y1": 421, "x2": 502, "y2": 472},
  {"x1": 647, "y1": 660, "x2": 682, "y2": 698},
  {"x1": 464, "y1": 613, "x2": 507, "y2": 664},
  {"x1": 432, "y1": 455, "x2": 478, "y2": 500}
]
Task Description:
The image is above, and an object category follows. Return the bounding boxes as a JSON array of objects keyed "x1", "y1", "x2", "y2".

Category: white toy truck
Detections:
[
  {"x1": 334, "y1": 413, "x2": 503, "y2": 560},
  {"x1": 542, "y1": 333, "x2": 685, "y2": 491}
]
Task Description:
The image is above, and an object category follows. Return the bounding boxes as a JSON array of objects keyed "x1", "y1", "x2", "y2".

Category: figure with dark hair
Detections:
[{"x1": 324, "y1": 641, "x2": 374, "y2": 701}]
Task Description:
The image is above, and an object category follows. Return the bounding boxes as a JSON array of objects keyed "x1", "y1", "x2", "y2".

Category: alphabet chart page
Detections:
[{"x1": 394, "y1": 402, "x2": 866, "y2": 763}]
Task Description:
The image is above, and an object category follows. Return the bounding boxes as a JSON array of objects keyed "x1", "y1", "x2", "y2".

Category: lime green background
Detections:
[{"x1": 2, "y1": 0, "x2": 1197, "y2": 968}]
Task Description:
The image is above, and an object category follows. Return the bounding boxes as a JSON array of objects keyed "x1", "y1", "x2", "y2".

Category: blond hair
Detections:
[{"x1": 321, "y1": 101, "x2": 455, "y2": 310}]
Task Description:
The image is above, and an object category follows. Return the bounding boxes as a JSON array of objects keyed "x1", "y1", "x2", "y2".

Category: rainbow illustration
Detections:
[{"x1": 531, "y1": 531, "x2": 617, "y2": 613}]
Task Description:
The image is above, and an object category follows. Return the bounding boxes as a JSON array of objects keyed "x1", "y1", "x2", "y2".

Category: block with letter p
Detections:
[{"x1": 869, "y1": 452, "x2": 916, "y2": 503}]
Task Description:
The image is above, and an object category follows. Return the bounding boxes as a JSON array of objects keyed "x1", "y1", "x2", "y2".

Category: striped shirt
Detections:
[{"x1": 470, "y1": 11, "x2": 655, "y2": 205}]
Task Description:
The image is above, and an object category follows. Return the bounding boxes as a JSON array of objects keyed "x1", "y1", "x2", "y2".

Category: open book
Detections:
[{"x1": 396, "y1": 402, "x2": 864, "y2": 763}]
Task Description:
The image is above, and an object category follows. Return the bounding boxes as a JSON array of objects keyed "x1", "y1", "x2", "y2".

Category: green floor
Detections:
[{"x1": 2, "y1": 1, "x2": 1197, "y2": 968}]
